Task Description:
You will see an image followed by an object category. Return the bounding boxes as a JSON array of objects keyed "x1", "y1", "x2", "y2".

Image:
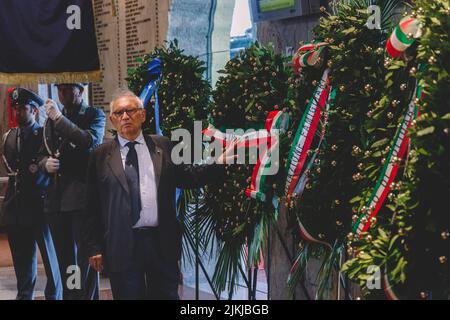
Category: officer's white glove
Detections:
[
  {"x1": 45, "y1": 99, "x2": 62, "y2": 121},
  {"x1": 45, "y1": 157, "x2": 60, "y2": 173}
]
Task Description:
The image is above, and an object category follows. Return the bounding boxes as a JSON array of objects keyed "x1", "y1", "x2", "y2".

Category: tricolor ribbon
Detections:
[
  {"x1": 139, "y1": 58, "x2": 163, "y2": 135},
  {"x1": 384, "y1": 267, "x2": 400, "y2": 300},
  {"x1": 293, "y1": 88, "x2": 336, "y2": 248},
  {"x1": 284, "y1": 68, "x2": 332, "y2": 201},
  {"x1": 358, "y1": 18, "x2": 423, "y2": 300},
  {"x1": 245, "y1": 110, "x2": 290, "y2": 202},
  {"x1": 292, "y1": 42, "x2": 328, "y2": 73},
  {"x1": 353, "y1": 82, "x2": 423, "y2": 236},
  {"x1": 288, "y1": 106, "x2": 336, "y2": 278},
  {"x1": 297, "y1": 42, "x2": 328, "y2": 53},
  {"x1": 293, "y1": 88, "x2": 336, "y2": 197},
  {"x1": 353, "y1": 16, "x2": 423, "y2": 236},
  {"x1": 386, "y1": 17, "x2": 422, "y2": 59},
  {"x1": 203, "y1": 111, "x2": 289, "y2": 203},
  {"x1": 203, "y1": 124, "x2": 272, "y2": 149},
  {"x1": 272, "y1": 83, "x2": 334, "y2": 249}
]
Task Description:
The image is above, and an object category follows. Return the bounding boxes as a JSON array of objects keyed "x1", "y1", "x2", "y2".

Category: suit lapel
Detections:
[
  {"x1": 144, "y1": 135, "x2": 162, "y2": 189},
  {"x1": 107, "y1": 138, "x2": 130, "y2": 194}
]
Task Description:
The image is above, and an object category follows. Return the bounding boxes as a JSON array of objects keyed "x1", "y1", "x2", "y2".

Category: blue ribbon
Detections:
[
  {"x1": 139, "y1": 57, "x2": 183, "y2": 214},
  {"x1": 139, "y1": 58, "x2": 163, "y2": 136}
]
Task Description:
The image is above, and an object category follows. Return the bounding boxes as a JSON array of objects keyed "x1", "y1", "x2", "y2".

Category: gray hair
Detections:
[{"x1": 109, "y1": 88, "x2": 144, "y2": 114}]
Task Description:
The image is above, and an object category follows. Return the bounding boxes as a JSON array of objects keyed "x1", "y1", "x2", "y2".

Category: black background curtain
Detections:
[{"x1": 0, "y1": 0, "x2": 100, "y2": 83}]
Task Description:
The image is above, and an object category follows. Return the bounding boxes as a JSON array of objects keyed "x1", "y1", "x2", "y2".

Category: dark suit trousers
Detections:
[
  {"x1": 109, "y1": 228, "x2": 179, "y2": 300},
  {"x1": 47, "y1": 211, "x2": 99, "y2": 300},
  {"x1": 7, "y1": 223, "x2": 62, "y2": 300}
]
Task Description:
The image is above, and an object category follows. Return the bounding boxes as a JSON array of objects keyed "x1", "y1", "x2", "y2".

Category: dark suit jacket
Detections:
[{"x1": 82, "y1": 134, "x2": 225, "y2": 273}]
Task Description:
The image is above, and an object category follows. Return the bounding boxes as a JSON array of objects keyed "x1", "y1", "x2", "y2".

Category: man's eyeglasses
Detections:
[{"x1": 111, "y1": 108, "x2": 141, "y2": 118}]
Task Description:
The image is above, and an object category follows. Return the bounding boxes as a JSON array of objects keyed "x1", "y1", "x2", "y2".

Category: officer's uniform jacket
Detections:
[
  {"x1": 39, "y1": 101, "x2": 106, "y2": 213},
  {"x1": 1, "y1": 122, "x2": 47, "y2": 226}
]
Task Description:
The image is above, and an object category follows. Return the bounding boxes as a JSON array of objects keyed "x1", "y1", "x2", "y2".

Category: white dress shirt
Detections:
[{"x1": 118, "y1": 133, "x2": 159, "y2": 227}]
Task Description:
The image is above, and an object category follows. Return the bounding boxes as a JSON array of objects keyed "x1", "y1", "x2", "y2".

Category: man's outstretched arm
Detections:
[{"x1": 169, "y1": 137, "x2": 237, "y2": 189}]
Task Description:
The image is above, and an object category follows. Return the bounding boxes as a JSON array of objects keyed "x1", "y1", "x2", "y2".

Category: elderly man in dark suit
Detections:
[{"x1": 82, "y1": 89, "x2": 235, "y2": 300}]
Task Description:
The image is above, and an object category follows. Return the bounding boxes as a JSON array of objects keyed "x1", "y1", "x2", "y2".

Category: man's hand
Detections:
[
  {"x1": 45, "y1": 157, "x2": 60, "y2": 173},
  {"x1": 45, "y1": 99, "x2": 62, "y2": 121},
  {"x1": 217, "y1": 138, "x2": 239, "y2": 164},
  {"x1": 89, "y1": 254, "x2": 103, "y2": 273}
]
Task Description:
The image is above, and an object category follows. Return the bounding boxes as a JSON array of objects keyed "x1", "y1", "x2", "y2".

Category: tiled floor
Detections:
[
  {"x1": 0, "y1": 234, "x2": 13, "y2": 268},
  {"x1": 0, "y1": 234, "x2": 267, "y2": 300},
  {"x1": 0, "y1": 265, "x2": 217, "y2": 300}
]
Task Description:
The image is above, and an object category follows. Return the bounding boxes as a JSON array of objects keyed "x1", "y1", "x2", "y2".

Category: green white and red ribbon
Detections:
[
  {"x1": 355, "y1": 15, "x2": 423, "y2": 235},
  {"x1": 293, "y1": 89, "x2": 335, "y2": 247},
  {"x1": 296, "y1": 218, "x2": 333, "y2": 249},
  {"x1": 384, "y1": 267, "x2": 400, "y2": 300},
  {"x1": 292, "y1": 42, "x2": 328, "y2": 73},
  {"x1": 284, "y1": 68, "x2": 332, "y2": 201},
  {"x1": 297, "y1": 42, "x2": 328, "y2": 53},
  {"x1": 386, "y1": 17, "x2": 422, "y2": 58},
  {"x1": 203, "y1": 124, "x2": 272, "y2": 149},
  {"x1": 353, "y1": 82, "x2": 423, "y2": 236},
  {"x1": 293, "y1": 88, "x2": 335, "y2": 196},
  {"x1": 365, "y1": 16, "x2": 423, "y2": 301},
  {"x1": 245, "y1": 110, "x2": 289, "y2": 202}
]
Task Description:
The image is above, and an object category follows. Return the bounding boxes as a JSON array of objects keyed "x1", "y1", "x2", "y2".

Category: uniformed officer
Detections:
[
  {"x1": 39, "y1": 83, "x2": 106, "y2": 300},
  {"x1": 1, "y1": 88, "x2": 62, "y2": 300}
]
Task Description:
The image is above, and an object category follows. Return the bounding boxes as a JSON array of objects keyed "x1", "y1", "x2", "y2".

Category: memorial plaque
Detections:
[{"x1": 92, "y1": 0, "x2": 169, "y2": 135}]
